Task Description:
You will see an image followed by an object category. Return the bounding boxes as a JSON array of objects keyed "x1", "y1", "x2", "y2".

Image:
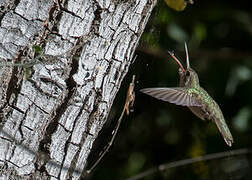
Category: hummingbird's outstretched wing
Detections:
[{"x1": 140, "y1": 88, "x2": 201, "y2": 107}]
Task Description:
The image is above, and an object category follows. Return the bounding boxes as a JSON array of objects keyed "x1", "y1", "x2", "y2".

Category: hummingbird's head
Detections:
[
  {"x1": 178, "y1": 67, "x2": 199, "y2": 87},
  {"x1": 168, "y1": 42, "x2": 199, "y2": 88}
]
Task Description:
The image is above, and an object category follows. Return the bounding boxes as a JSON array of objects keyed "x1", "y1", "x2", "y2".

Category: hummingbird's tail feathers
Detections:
[
  {"x1": 214, "y1": 118, "x2": 234, "y2": 147},
  {"x1": 140, "y1": 88, "x2": 201, "y2": 107}
]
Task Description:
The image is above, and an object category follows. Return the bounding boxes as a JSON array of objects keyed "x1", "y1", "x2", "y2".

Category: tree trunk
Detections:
[{"x1": 0, "y1": 0, "x2": 156, "y2": 179}]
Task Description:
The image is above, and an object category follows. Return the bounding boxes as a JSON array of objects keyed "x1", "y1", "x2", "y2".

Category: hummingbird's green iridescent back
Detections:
[{"x1": 183, "y1": 79, "x2": 233, "y2": 146}]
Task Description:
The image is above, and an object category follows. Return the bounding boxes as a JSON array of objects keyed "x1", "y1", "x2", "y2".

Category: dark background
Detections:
[{"x1": 89, "y1": 0, "x2": 252, "y2": 179}]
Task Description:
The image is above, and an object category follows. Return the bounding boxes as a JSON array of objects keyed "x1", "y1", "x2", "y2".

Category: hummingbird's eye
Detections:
[{"x1": 186, "y1": 71, "x2": 190, "y2": 77}]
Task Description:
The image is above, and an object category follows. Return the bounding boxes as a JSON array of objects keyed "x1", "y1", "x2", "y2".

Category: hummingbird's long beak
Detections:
[
  {"x1": 167, "y1": 51, "x2": 185, "y2": 72},
  {"x1": 184, "y1": 42, "x2": 190, "y2": 69}
]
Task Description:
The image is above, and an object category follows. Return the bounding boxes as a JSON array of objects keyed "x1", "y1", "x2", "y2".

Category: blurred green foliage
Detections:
[{"x1": 90, "y1": 0, "x2": 252, "y2": 179}]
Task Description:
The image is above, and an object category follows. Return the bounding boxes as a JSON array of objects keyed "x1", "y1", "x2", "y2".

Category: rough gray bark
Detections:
[{"x1": 0, "y1": 0, "x2": 156, "y2": 179}]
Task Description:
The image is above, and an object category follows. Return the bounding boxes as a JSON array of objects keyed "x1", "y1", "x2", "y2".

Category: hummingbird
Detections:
[{"x1": 140, "y1": 43, "x2": 234, "y2": 147}]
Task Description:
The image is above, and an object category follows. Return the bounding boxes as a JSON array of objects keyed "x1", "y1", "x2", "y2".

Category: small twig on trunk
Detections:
[
  {"x1": 84, "y1": 74, "x2": 136, "y2": 176},
  {"x1": 125, "y1": 75, "x2": 135, "y2": 115}
]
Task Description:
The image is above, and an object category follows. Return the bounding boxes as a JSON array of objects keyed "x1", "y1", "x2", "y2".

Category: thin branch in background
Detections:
[
  {"x1": 138, "y1": 47, "x2": 252, "y2": 62},
  {"x1": 0, "y1": 44, "x2": 68, "y2": 69},
  {"x1": 0, "y1": 55, "x2": 42, "y2": 68},
  {"x1": 84, "y1": 75, "x2": 136, "y2": 176},
  {"x1": 125, "y1": 148, "x2": 252, "y2": 180}
]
